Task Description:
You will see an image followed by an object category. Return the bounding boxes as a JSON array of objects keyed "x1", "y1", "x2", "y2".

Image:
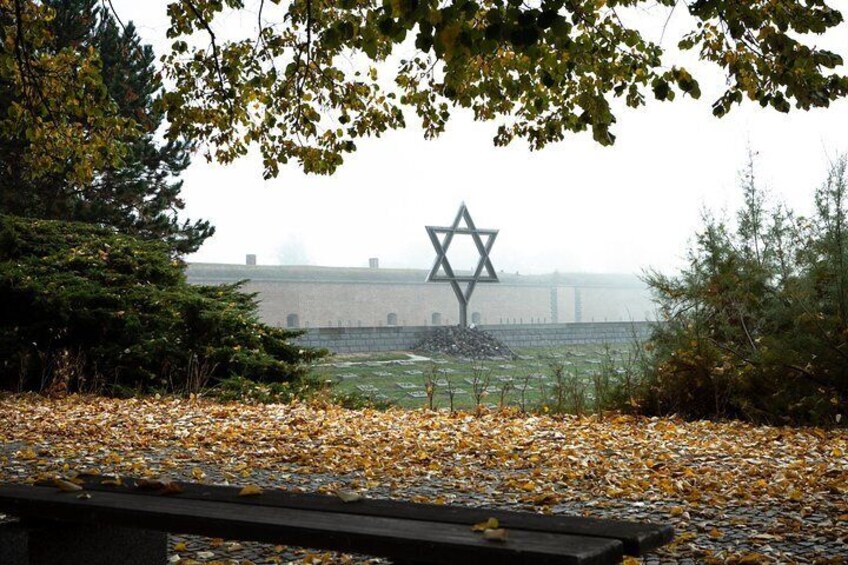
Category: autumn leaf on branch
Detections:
[
  {"x1": 159, "y1": 0, "x2": 848, "y2": 177},
  {"x1": 0, "y1": 0, "x2": 137, "y2": 186}
]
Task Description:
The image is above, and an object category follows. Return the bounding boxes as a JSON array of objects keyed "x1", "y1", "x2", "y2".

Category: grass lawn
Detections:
[{"x1": 314, "y1": 344, "x2": 636, "y2": 410}]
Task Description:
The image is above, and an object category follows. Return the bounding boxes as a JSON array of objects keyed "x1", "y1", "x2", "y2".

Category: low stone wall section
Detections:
[{"x1": 294, "y1": 322, "x2": 654, "y2": 354}]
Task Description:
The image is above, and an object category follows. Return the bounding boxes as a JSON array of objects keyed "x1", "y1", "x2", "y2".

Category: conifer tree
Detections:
[{"x1": 0, "y1": 0, "x2": 212, "y2": 254}]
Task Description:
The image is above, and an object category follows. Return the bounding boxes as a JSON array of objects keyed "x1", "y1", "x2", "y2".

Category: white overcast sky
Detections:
[{"x1": 112, "y1": 1, "x2": 848, "y2": 276}]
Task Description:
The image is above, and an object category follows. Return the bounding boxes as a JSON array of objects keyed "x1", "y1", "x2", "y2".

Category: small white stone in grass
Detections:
[
  {"x1": 196, "y1": 550, "x2": 215, "y2": 559},
  {"x1": 167, "y1": 556, "x2": 181, "y2": 564}
]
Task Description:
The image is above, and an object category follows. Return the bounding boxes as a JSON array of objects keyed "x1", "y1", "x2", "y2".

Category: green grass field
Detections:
[{"x1": 314, "y1": 344, "x2": 637, "y2": 410}]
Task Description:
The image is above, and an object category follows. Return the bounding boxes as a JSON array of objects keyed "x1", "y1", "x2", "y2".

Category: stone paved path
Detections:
[{"x1": 2, "y1": 444, "x2": 846, "y2": 564}]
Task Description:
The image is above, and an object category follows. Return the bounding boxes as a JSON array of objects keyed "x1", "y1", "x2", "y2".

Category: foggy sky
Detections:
[{"x1": 113, "y1": 1, "x2": 848, "y2": 276}]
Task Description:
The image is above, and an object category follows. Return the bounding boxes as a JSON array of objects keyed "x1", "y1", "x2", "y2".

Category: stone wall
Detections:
[
  {"x1": 186, "y1": 263, "x2": 656, "y2": 330},
  {"x1": 241, "y1": 280, "x2": 653, "y2": 329},
  {"x1": 294, "y1": 321, "x2": 654, "y2": 354}
]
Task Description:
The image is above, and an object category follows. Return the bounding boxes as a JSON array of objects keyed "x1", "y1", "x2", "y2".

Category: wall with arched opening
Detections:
[{"x1": 286, "y1": 313, "x2": 300, "y2": 328}]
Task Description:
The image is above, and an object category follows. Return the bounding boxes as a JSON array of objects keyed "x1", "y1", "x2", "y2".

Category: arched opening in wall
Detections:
[
  {"x1": 286, "y1": 313, "x2": 300, "y2": 328},
  {"x1": 431, "y1": 312, "x2": 442, "y2": 326},
  {"x1": 471, "y1": 312, "x2": 481, "y2": 325},
  {"x1": 387, "y1": 313, "x2": 398, "y2": 326}
]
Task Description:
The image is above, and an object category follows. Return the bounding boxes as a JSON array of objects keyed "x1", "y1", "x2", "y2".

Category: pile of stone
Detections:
[{"x1": 413, "y1": 327, "x2": 517, "y2": 360}]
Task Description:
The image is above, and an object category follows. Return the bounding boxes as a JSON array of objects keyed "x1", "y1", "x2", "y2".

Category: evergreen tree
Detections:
[
  {"x1": 641, "y1": 156, "x2": 848, "y2": 426},
  {"x1": 0, "y1": 0, "x2": 212, "y2": 255}
]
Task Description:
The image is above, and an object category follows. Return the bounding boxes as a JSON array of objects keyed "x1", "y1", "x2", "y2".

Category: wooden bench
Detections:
[{"x1": 0, "y1": 477, "x2": 673, "y2": 564}]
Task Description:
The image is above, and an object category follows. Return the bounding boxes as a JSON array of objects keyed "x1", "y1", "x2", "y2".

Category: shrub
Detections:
[
  {"x1": 639, "y1": 155, "x2": 848, "y2": 427},
  {"x1": 0, "y1": 215, "x2": 325, "y2": 394}
]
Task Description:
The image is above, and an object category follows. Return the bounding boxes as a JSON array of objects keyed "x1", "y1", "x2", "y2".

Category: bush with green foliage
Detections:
[
  {"x1": 640, "y1": 155, "x2": 848, "y2": 427},
  {"x1": 0, "y1": 215, "x2": 325, "y2": 394}
]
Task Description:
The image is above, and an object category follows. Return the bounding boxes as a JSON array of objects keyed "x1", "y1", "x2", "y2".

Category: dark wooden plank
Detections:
[
  {"x1": 0, "y1": 484, "x2": 623, "y2": 565},
  {"x1": 71, "y1": 476, "x2": 672, "y2": 555}
]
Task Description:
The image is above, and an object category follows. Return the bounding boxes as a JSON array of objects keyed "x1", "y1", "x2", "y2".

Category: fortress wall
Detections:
[
  {"x1": 577, "y1": 287, "x2": 656, "y2": 323},
  {"x1": 242, "y1": 280, "x2": 649, "y2": 329},
  {"x1": 293, "y1": 322, "x2": 655, "y2": 353},
  {"x1": 187, "y1": 263, "x2": 653, "y2": 330}
]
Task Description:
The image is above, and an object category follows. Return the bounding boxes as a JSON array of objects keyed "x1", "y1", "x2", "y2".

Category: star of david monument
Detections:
[{"x1": 426, "y1": 203, "x2": 499, "y2": 327}]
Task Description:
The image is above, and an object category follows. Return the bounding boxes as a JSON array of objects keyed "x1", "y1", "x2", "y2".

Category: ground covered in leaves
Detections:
[{"x1": 0, "y1": 394, "x2": 846, "y2": 564}]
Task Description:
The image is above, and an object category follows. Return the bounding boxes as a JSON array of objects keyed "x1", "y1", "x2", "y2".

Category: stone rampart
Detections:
[{"x1": 294, "y1": 322, "x2": 654, "y2": 353}]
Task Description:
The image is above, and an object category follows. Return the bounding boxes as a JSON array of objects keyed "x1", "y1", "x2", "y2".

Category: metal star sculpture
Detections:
[{"x1": 426, "y1": 203, "x2": 499, "y2": 327}]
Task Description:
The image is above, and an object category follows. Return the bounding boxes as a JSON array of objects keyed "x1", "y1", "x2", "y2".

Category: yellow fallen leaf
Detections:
[
  {"x1": 238, "y1": 485, "x2": 263, "y2": 497},
  {"x1": 54, "y1": 479, "x2": 82, "y2": 492},
  {"x1": 737, "y1": 553, "x2": 769, "y2": 564},
  {"x1": 709, "y1": 528, "x2": 723, "y2": 539},
  {"x1": 335, "y1": 490, "x2": 363, "y2": 503},
  {"x1": 161, "y1": 482, "x2": 184, "y2": 495},
  {"x1": 530, "y1": 492, "x2": 560, "y2": 506},
  {"x1": 483, "y1": 528, "x2": 508, "y2": 541},
  {"x1": 472, "y1": 517, "x2": 499, "y2": 532},
  {"x1": 191, "y1": 468, "x2": 206, "y2": 481},
  {"x1": 173, "y1": 542, "x2": 188, "y2": 552}
]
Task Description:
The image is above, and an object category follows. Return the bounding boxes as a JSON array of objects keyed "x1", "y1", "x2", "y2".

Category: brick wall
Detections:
[{"x1": 294, "y1": 321, "x2": 654, "y2": 353}]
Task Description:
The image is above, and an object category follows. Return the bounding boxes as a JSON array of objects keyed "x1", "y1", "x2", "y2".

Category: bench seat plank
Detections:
[
  {"x1": 0, "y1": 484, "x2": 623, "y2": 565},
  {"x1": 74, "y1": 477, "x2": 672, "y2": 556}
]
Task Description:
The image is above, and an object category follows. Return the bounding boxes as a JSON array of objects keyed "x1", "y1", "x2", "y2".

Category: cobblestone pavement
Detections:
[{"x1": 1, "y1": 442, "x2": 846, "y2": 564}]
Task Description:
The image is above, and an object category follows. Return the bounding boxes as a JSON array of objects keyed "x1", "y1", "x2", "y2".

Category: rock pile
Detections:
[{"x1": 413, "y1": 327, "x2": 517, "y2": 360}]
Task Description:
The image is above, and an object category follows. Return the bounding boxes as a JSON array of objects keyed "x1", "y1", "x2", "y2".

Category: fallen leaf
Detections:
[
  {"x1": 161, "y1": 481, "x2": 184, "y2": 495},
  {"x1": 238, "y1": 485, "x2": 263, "y2": 497},
  {"x1": 472, "y1": 517, "x2": 499, "y2": 532},
  {"x1": 54, "y1": 478, "x2": 82, "y2": 492},
  {"x1": 135, "y1": 479, "x2": 165, "y2": 490},
  {"x1": 483, "y1": 528, "x2": 508, "y2": 541},
  {"x1": 737, "y1": 553, "x2": 769, "y2": 564},
  {"x1": 335, "y1": 489, "x2": 363, "y2": 503}
]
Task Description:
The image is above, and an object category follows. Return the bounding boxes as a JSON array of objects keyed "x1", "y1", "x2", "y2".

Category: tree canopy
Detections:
[
  {"x1": 161, "y1": 0, "x2": 848, "y2": 177},
  {"x1": 0, "y1": 0, "x2": 212, "y2": 254},
  {"x1": 3, "y1": 0, "x2": 847, "y2": 180}
]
